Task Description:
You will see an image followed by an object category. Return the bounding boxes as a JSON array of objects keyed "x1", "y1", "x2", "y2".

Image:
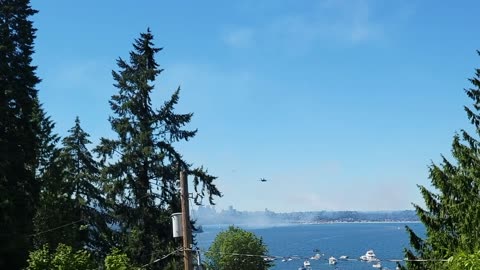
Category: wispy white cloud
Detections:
[
  {"x1": 223, "y1": 0, "x2": 414, "y2": 52},
  {"x1": 223, "y1": 28, "x2": 255, "y2": 48},
  {"x1": 162, "y1": 62, "x2": 255, "y2": 104},
  {"x1": 268, "y1": 0, "x2": 384, "y2": 46},
  {"x1": 347, "y1": 1, "x2": 382, "y2": 42},
  {"x1": 319, "y1": 160, "x2": 342, "y2": 176}
]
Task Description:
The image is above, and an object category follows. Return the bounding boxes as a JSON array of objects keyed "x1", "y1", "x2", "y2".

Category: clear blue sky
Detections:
[{"x1": 31, "y1": 0, "x2": 479, "y2": 212}]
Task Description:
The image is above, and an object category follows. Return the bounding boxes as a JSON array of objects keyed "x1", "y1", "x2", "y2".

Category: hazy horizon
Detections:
[{"x1": 194, "y1": 205, "x2": 417, "y2": 213}]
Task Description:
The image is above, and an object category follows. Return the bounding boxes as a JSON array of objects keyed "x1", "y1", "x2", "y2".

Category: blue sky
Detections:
[{"x1": 31, "y1": 0, "x2": 479, "y2": 212}]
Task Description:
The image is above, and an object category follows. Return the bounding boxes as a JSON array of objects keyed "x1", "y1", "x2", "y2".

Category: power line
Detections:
[
  {"x1": 193, "y1": 248, "x2": 449, "y2": 263},
  {"x1": 0, "y1": 219, "x2": 85, "y2": 238},
  {"x1": 28, "y1": 219, "x2": 85, "y2": 237},
  {"x1": 141, "y1": 247, "x2": 183, "y2": 269}
]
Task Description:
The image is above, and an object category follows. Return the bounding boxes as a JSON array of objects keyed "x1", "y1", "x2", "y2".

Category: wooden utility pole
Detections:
[{"x1": 180, "y1": 171, "x2": 193, "y2": 270}]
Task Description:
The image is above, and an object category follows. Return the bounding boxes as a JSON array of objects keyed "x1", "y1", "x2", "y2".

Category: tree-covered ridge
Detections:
[
  {"x1": 195, "y1": 206, "x2": 419, "y2": 225},
  {"x1": 404, "y1": 52, "x2": 480, "y2": 270}
]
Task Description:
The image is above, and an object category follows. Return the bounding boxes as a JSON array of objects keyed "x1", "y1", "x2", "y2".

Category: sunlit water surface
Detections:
[{"x1": 196, "y1": 223, "x2": 425, "y2": 270}]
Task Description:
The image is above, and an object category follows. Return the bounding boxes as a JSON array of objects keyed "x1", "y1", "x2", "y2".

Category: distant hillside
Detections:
[
  {"x1": 285, "y1": 210, "x2": 419, "y2": 223},
  {"x1": 193, "y1": 206, "x2": 419, "y2": 225}
]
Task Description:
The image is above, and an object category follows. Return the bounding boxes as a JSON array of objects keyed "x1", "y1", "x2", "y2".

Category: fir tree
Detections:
[
  {"x1": 404, "y1": 52, "x2": 480, "y2": 270},
  {"x1": 60, "y1": 117, "x2": 112, "y2": 255},
  {"x1": 0, "y1": 0, "x2": 41, "y2": 268},
  {"x1": 32, "y1": 99, "x2": 60, "y2": 179},
  {"x1": 31, "y1": 105, "x2": 70, "y2": 250},
  {"x1": 30, "y1": 101, "x2": 65, "y2": 249},
  {"x1": 34, "y1": 117, "x2": 112, "y2": 259},
  {"x1": 95, "y1": 29, "x2": 221, "y2": 268}
]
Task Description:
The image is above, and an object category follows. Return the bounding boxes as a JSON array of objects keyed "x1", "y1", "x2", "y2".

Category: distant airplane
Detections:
[{"x1": 260, "y1": 178, "x2": 268, "y2": 182}]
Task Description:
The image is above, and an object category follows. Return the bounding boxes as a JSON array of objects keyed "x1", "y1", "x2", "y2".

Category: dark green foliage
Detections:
[
  {"x1": 2, "y1": 0, "x2": 221, "y2": 268},
  {"x1": 206, "y1": 226, "x2": 272, "y2": 270},
  {"x1": 0, "y1": 0, "x2": 41, "y2": 268},
  {"x1": 404, "y1": 52, "x2": 480, "y2": 270},
  {"x1": 34, "y1": 117, "x2": 112, "y2": 259},
  {"x1": 32, "y1": 99, "x2": 60, "y2": 179},
  {"x1": 58, "y1": 117, "x2": 112, "y2": 255},
  {"x1": 95, "y1": 29, "x2": 221, "y2": 268}
]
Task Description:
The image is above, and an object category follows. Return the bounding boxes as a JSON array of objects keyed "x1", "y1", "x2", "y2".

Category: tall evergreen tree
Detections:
[
  {"x1": 60, "y1": 117, "x2": 112, "y2": 255},
  {"x1": 0, "y1": 0, "x2": 41, "y2": 268},
  {"x1": 404, "y1": 52, "x2": 480, "y2": 270},
  {"x1": 95, "y1": 29, "x2": 221, "y2": 268},
  {"x1": 30, "y1": 101, "x2": 66, "y2": 249},
  {"x1": 34, "y1": 117, "x2": 112, "y2": 259},
  {"x1": 32, "y1": 99, "x2": 60, "y2": 180}
]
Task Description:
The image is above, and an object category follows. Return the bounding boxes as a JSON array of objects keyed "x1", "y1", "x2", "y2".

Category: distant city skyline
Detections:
[{"x1": 31, "y1": 0, "x2": 480, "y2": 211}]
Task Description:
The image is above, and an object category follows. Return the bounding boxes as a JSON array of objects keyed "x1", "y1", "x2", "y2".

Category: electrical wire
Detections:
[
  {"x1": 141, "y1": 247, "x2": 183, "y2": 269},
  {"x1": 0, "y1": 219, "x2": 85, "y2": 239},
  {"x1": 28, "y1": 219, "x2": 85, "y2": 237}
]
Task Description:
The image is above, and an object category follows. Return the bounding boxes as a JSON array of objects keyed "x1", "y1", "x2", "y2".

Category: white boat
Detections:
[
  {"x1": 339, "y1": 255, "x2": 348, "y2": 260},
  {"x1": 328, "y1": 256, "x2": 337, "y2": 265},
  {"x1": 372, "y1": 262, "x2": 382, "y2": 268},
  {"x1": 310, "y1": 253, "x2": 321, "y2": 260},
  {"x1": 263, "y1": 256, "x2": 275, "y2": 262},
  {"x1": 303, "y1": 260, "x2": 311, "y2": 267},
  {"x1": 360, "y1": 250, "x2": 379, "y2": 262}
]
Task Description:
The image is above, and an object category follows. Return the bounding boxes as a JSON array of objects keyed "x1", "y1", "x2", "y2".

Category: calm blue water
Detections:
[{"x1": 196, "y1": 223, "x2": 425, "y2": 270}]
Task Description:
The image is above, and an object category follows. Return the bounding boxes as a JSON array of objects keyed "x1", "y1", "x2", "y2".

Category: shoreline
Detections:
[
  {"x1": 201, "y1": 221, "x2": 421, "y2": 227},
  {"x1": 292, "y1": 220, "x2": 420, "y2": 224}
]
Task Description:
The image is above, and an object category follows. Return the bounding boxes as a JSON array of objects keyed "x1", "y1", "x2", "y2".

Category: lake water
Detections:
[{"x1": 196, "y1": 223, "x2": 425, "y2": 270}]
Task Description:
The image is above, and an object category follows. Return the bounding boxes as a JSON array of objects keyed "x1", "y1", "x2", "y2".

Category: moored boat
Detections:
[
  {"x1": 310, "y1": 253, "x2": 321, "y2": 260},
  {"x1": 360, "y1": 250, "x2": 379, "y2": 261}
]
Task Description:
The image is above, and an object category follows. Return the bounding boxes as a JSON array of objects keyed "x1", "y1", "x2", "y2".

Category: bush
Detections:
[
  {"x1": 206, "y1": 226, "x2": 271, "y2": 270},
  {"x1": 447, "y1": 250, "x2": 480, "y2": 270},
  {"x1": 26, "y1": 244, "x2": 140, "y2": 270},
  {"x1": 26, "y1": 244, "x2": 94, "y2": 270},
  {"x1": 105, "y1": 248, "x2": 139, "y2": 270}
]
